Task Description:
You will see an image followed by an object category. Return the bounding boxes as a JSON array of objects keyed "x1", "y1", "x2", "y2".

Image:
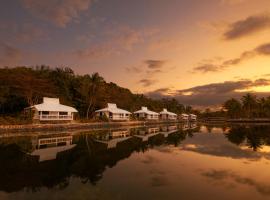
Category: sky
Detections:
[{"x1": 1, "y1": 0, "x2": 270, "y2": 109}]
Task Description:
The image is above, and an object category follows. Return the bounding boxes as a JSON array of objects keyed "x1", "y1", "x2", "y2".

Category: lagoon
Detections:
[{"x1": 0, "y1": 123, "x2": 270, "y2": 200}]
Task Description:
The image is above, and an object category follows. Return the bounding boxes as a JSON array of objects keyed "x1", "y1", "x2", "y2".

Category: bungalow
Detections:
[
  {"x1": 95, "y1": 103, "x2": 131, "y2": 121},
  {"x1": 189, "y1": 114, "x2": 197, "y2": 121},
  {"x1": 159, "y1": 108, "x2": 177, "y2": 120},
  {"x1": 180, "y1": 113, "x2": 189, "y2": 121},
  {"x1": 26, "y1": 97, "x2": 78, "y2": 122},
  {"x1": 134, "y1": 107, "x2": 159, "y2": 120}
]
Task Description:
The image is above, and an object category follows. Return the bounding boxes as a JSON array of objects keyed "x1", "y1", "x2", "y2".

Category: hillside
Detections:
[{"x1": 0, "y1": 66, "x2": 192, "y2": 122}]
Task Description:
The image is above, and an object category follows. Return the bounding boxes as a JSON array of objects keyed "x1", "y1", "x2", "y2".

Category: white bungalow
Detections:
[
  {"x1": 26, "y1": 97, "x2": 78, "y2": 122},
  {"x1": 134, "y1": 107, "x2": 159, "y2": 120},
  {"x1": 180, "y1": 113, "x2": 189, "y2": 121},
  {"x1": 95, "y1": 103, "x2": 131, "y2": 121},
  {"x1": 159, "y1": 108, "x2": 177, "y2": 120},
  {"x1": 189, "y1": 114, "x2": 197, "y2": 121}
]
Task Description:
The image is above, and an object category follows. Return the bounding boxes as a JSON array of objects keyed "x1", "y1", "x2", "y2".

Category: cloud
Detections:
[
  {"x1": 193, "y1": 42, "x2": 270, "y2": 73},
  {"x1": 125, "y1": 66, "x2": 143, "y2": 73},
  {"x1": 126, "y1": 59, "x2": 166, "y2": 75},
  {"x1": 75, "y1": 26, "x2": 157, "y2": 60},
  {"x1": 144, "y1": 60, "x2": 166, "y2": 69},
  {"x1": 224, "y1": 13, "x2": 270, "y2": 40},
  {"x1": 146, "y1": 78, "x2": 270, "y2": 107},
  {"x1": 21, "y1": 0, "x2": 92, "y2": 27},
  {"x1": 139, "y1": 79, "x2": 157, "y2": 87},
  {"x1": 0, "y1": 43, "x2": 22, "y2": 66}
]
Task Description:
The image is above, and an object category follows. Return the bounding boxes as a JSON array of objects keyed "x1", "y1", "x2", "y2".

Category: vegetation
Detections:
[
  {"x1": 0, "y1": 66, "x2": 195, "y2": 124},
  {"x1": 223, "y1": 93, "x2": 270, "y2": 119}
]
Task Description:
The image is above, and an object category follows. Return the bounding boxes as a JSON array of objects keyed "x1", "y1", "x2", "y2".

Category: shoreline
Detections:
[{"x1": 0, "y1": 120, "x2": 184, "y2": 133}]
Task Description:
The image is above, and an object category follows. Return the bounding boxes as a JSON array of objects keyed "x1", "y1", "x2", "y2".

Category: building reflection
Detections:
[
  {"x1": 31, "y1": 135, "x2": 76, "y2": 162},
  {"x1": 0, "y1": 123, "x2": 204, "y2": 192},
  {"x1": 93, "y1": 129, "x2": 132, "y2": 149}
]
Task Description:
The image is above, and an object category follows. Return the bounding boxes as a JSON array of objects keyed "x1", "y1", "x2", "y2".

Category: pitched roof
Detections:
[
  {"x1": 29, "y1": 97, "x2": 78, "y2": 112},
  {"x1": 181, "y1": 113, "x2": 189, "y2": 117},
  {"x1": 159, "y1": 108, "x2": 177, "y2": 116},
  {"x1": 95, "y1": 103, "x2": 131, "y2": 114},
  {"x1": 134, "y1": 107, "x2": 159, "y2": 115}
]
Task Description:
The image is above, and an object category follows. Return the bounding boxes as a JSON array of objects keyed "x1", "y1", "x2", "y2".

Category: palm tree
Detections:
[
  {"x1": 223, "y1": 98, "x2": 242, "y2": 119},
  {"x1": 241, "y1": 93, "x2": 257, "y2": 118},
  {"x1": 86, "y1": 73, "x2": 104, "y2": 119}
]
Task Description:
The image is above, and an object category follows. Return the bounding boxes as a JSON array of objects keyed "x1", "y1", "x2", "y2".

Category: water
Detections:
[{"x1": 1, "y1": 123, "x2": 270, "y2": 200}]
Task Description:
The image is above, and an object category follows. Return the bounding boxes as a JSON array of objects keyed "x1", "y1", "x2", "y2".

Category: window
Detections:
[
  {"x1": 42, "y1": 111, "x2": 49, "y2": 115},
  {"x1": 59, "y1": 112, "x2": 68, "y2": 115}
]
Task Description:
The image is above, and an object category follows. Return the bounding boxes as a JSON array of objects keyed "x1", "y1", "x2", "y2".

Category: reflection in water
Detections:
[
  {"x1": 2, "y1": 123, "x2": 270, "y2": 199},
  {"x1": 31, "y1": 135, "x2": 76, "y2": 162}
]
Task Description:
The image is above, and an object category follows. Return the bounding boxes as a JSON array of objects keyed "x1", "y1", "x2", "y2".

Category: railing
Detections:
[
  {"x1": 39, "y1": 115, "x2": 73, "y2": 120},
  {"x1": 109, "y1": 115, "x2": 130, "y2": 120}
]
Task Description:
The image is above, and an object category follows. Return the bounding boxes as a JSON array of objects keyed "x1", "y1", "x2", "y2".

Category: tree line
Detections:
[
  {"x1": 0, "y1": 66, "x2": 196, "y2": 122},
  {"x1": 223, "y1": 93, "x2": 270, "y2": 119}
]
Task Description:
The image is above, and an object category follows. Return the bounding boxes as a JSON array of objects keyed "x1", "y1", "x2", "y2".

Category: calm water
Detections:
[{"x1": 1, "y1": 123, "x2": 270, "y2": 200}]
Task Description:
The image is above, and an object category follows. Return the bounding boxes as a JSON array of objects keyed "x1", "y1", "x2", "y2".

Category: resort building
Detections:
[
  {"x1": 26, "y1": 97, "x2": 78, "y2": 122},
  {"x1": 180, "y1": 113, "x2": 189, "y2": 121},
  {"x1": 134, "y1": 107, "x2": 159, "y2": 120},
  {"x1": 189, "y1": 114, "x2": 197, "y2": 121},
  {"x1": 95, "y1": 103, "x2": 131, "y2": 121},
  {"x1": 159, "y1": 108, "x2": 177, "y2": 120}
]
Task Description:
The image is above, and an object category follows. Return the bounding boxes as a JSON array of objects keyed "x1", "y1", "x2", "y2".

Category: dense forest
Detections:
[{"x1": 0, "y1": 66, "x2": 195, "y2": 123}]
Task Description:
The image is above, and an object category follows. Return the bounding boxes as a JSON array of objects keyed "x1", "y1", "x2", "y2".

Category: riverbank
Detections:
[
  {"x1": 227, "y1": 118, "x2": 270, "y2": 123},
  {"x1": 0, "y1": 120, "x2": 183, "y2": 133}
]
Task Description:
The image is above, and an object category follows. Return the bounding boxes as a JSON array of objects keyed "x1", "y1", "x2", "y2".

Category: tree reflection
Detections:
[
  {"x1": 0, "y1": 125, "x2": 199, "y2": 193},
  {"x1": 225, "y1": 125, "x2": 270, "y2": 151}
]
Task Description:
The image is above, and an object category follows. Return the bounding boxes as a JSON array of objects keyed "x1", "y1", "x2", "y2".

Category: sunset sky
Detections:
[{"x1": 1, "y1": 0, "x2": 270, "y2": 108}]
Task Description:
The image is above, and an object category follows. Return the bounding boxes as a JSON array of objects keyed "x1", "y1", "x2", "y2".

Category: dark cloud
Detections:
[
  {"x1": 0, "y1": 43, "x2": 22, "y2": 66},
  {"x1": 21, "y1": 0, "x2": 92, "y2": 27},
  {"x1": 145, "y1": 60, "x2": 166, "y2": 69},
  {"x1": 139, "y1": 79, "x2": 157, "y2": 87},
  {"x1": 193, "y1": 42, "x2": 270, "y2": 73},
  {"x1": 224, "y1": 13, "x2": 270, "y2": 40},
  {"x1": 146, "y1": 78, "x2": 270, "y2": 107}
]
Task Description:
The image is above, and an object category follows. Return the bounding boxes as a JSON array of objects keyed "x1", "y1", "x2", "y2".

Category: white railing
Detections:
[
  {"x1": 109, "y1": 115, "x2": 130, "y2": 120},
  {"x1": 39, "y1": 115, "x2": 73, "y2": 120}
]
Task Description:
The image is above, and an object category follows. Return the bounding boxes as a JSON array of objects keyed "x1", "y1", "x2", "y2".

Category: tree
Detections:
[
  {"x1": 80, "y1": 73, "x2": 104, "y2": 119},
  {"x1": 241, "y1": 93, "x2": 257, "y2": 118},
  {"x1": 223, "y1": 98, "x2": 242, "y2": 119}
]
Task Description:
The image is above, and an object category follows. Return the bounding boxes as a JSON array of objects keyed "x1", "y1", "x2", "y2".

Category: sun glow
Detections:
[{"x1": 235, "y1": 85, "x2": 270, "y2": 93}]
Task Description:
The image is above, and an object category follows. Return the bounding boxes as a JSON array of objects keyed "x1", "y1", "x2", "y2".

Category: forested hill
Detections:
[{"x1": 0, "y1": 66, "x2": 192, "y2": 118}]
